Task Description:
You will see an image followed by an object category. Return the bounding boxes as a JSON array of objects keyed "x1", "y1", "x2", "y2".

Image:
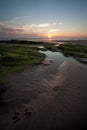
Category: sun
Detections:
[
  {"x1": 47, "y1": 33, "x2": 53, "y2": 39},
  {"x1": 46, "y1": 33, "x2": 57, "y2": 39}
]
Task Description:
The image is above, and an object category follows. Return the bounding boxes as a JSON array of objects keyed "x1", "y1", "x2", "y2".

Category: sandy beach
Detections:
[{"x1": 1, "y1": 61, "x2": 86, "y2": 130}]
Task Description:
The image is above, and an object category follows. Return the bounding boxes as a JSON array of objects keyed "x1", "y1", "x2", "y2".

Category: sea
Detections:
[{"x1": 0, "y1": 37, "x2": 85, "y2": 42}]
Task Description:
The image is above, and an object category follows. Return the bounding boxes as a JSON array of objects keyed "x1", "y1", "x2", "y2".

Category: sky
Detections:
[{"x1": 0, "y1": 0, "x2": 87, "y2": 40}]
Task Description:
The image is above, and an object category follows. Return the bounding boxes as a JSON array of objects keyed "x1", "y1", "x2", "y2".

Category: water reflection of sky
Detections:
[{"x1": 39, "y1": 50, "x2": 77, "y2": 75}]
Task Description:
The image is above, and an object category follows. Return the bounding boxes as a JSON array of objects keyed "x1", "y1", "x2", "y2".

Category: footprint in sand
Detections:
[
  {"x1": 23, "y1": 109, "x2": 32, "y2": 118},
  {"x1": 12, "y1": 109, "x2": 32, "y2": 124},
  {"x1": 53, "y1": 86, "x2": 58, "y2": 91},
  {"x1": 13, "y1": 117, "x2": 21, "y2": 124},
  {"x1": 12, "y1": 113, "x2": 21, "y2": 124}
]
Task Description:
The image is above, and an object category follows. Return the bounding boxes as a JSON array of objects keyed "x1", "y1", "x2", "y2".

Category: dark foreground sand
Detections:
[{"x1": 1, "y1": 61, "x2": 87, "y2": 130}]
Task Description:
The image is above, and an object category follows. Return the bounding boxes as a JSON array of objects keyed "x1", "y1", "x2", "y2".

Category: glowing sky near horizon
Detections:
[{"x1": 0, "y1": 0, "x2": 87, "y2": 39}]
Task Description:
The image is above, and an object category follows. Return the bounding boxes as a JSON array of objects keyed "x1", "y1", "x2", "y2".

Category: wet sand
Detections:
[{"x1": 1, "y1": 61, "x2": 87, "y2": 130}]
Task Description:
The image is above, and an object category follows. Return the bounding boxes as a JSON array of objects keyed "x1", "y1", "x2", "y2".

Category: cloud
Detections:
[
  {"x1": 29, "y1": 23, "x2": 54, "y2": 28},
  {"x1": 13, "y1": 16, "x2": 31, "y2": 20},
  {"x1": 22, "y1": 22, "x2": 57, "y2": 32},
  {"x1": 0, "y1": 20, "x2": 59, "y2": 37},
  {"x1": 0, "y1": 16, "x2": 62, "y2": 38},
  {"x1": 4, "y1": 16, "x2": 31, "y2": 24},
  {"x1": 49, "y1": 29, "x2": 59, "y2": 33},
  {"x1": 58, "y1": 22, "x2": 63, "y2": 25},
  {"x1": 38, "y1": 23, "x2": 51, "y2": 28},
  {"x1": 0, "y1": 22, "x2": 25, "y2": 35}
]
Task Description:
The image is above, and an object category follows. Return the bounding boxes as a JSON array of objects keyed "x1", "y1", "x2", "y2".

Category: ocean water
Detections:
[{"x1": 0, "y1": 38, "x2": 54, "y2": 42}]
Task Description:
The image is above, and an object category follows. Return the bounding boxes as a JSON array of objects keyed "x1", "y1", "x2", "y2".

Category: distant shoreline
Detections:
[{"x1": 0, "y1": 38, "x2": 87, "y2": 43}]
